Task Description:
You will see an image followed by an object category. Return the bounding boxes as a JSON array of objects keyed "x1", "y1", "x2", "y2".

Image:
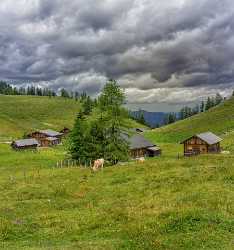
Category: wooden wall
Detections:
[{"x1": 183, "y1": 136, "x2": 220, "y2": 155}]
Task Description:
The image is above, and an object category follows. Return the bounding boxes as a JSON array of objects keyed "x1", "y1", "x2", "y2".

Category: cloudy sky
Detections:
[{"x1": 0, "y1": 0, "x2": 233, "y2": 109}]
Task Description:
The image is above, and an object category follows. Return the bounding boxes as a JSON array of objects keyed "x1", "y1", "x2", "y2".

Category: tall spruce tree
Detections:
[
  {"x1": 68, "y1": 111, "x2": 87, "y2": 163},
  {"x1": 215, "y1": 93, "x2": 223, "y2": 105},
  {"x1": 98, "y1": 80, "x2": 129, "y2": 164}
]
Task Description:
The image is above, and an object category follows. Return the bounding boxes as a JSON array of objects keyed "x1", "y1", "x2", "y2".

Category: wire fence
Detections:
[{"x1": 54, "y1": 159, "x2": 92, "y2": 169}]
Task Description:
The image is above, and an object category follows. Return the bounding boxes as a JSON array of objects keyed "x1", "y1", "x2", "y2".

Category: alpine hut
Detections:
[
  {"x1": 124, "y1": 133, "x2": 161, "y2": 158},
  {"x1": 28, "y1": 129, "x2": 63, "y2": 147},
  {"x1": 181, "y1": 131, "x2": 222, "y2": 156},
  {"x1": 11, "y1": 138, "x2": 39, "y2": 150}
]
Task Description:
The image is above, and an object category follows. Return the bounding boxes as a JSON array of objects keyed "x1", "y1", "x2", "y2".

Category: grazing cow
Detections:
[
  {"x1": 137, "y1": 157, "x2": 145, "y2": 163},
  {"x1": 92, "y1": 158, "x2": 104, "y2": 172}
]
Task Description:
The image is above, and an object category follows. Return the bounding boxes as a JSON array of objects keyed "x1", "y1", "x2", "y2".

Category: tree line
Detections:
[
  {"x1": 0, "y1": 80, "x2": 89, "y2": 100},
  {"x1": 164, "y1": 93, "x2": 226, "y2": 125}
]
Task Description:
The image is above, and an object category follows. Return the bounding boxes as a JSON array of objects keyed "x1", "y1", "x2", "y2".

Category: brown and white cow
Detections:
[
  {"x1": 92, "y1": 158, "x2": 105, "y2": 172},
  {"x1": 137, "y1": 157, "x2": 145, "y2": 163}
]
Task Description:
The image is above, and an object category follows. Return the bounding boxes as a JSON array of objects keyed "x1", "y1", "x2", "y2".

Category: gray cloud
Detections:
[{"x1": 0, "y1": 0, "x2": 233, "y2": 104}]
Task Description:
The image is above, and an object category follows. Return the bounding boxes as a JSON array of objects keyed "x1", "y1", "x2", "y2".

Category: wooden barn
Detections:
[
  {"x1": 28, "y1": 129, "x2": 63, "y2": 147},
  {"x1": 125, "y1": 134, "x2": 161, "y2": 158},
  {"x1": 11, "y1": 139, "x2": 39, "y2": 150},
  {"x1": 132, "y1": 128, "x2": 149, "y2": 133},
  {"x1": 181, "y1": 132, "x2": 222, "y2": 156},
  {"x1": 60, "y1": 127, "x2": 71, "y2": 136}
]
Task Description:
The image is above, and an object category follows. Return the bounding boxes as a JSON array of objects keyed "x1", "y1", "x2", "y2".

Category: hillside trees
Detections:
[{"x1": 68, "y1": 80, "x2": 129, "y2": 165}]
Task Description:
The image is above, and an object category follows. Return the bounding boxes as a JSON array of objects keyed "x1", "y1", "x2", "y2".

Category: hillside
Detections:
[
  {"x1": 145, "y1": 97, "x2": 234, "y2": 143},
  {"x1": 0, "y1": 95, "x2": 141, "y2": 141},
  {"x1": 0, "y1": 144, "x2": 233, "y2": 249},
  {"x1": 0, "y1": 95, "x2": 233, "y2": 249}
]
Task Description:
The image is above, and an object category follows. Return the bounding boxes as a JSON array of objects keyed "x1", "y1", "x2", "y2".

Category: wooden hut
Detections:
[
  {"x1": 28, "y1": 129, "x2": 63, "y2": 147},
  {"x1": 60, "y1": 127, "x2": 71, "y2": 136},
  {"x1": 11, "y1": 139, "x2": 39, "y2": 150},
  {"x1": 124, "y1": 134, "x2": 161, "y2": 158},
  {"x1": 180, "y1": 132, "x2": 222, "y2": 156},
  {"x1": 133, "y1": 128, "x2": 149, "y2": 133}
]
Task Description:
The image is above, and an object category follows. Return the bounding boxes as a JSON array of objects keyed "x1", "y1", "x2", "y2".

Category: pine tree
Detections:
[
  {"x1": 68, "y1": 111, "x2": 87, "y2": 162},
  {"x1": 205, "y1": 97, "x2": 212, "y2": 111},
  {"x1": 200, "y1": 101, "x2": 205, "y2": 112},
  {"x1": 61, "y1": 88, "x2": 70, "y2": 98},
  {"x1": 98, "y1": 80, "x2": 129, "y2": 164},
  {"x1": 215, "y1": 93, "x2": 223, "y2": 105},
  {"x1": 83, "y1": 96, "x2": 93, "y2": 115}
]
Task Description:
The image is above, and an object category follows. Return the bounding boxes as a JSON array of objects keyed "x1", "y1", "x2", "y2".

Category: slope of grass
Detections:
[
  {"x1": 0, "y1": 95, "x2": 81, "y2": 140},
  {"x1": 145, "y1": 97, "x2": 234, "y2": 143},
  {"x1": 0, "y1": 95, "x2": 233, "y2": 249},
  {"x1": 0, "y1": 95, "x2": 142, "y2": 141},
  {"x1": 0, "y1": 144, "x2": 233, "y2": 249}
]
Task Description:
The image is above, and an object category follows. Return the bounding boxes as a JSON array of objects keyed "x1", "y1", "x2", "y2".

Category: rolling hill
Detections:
[
  {"x1": 0, "y1": 95, "x2": 233, "y2": 249},
  {"x1": 0, "y1": 95, "x2": 142, "y2": 141},
  {"x1": 145, "y1": 96, "x2": 234, "y2": 144}
]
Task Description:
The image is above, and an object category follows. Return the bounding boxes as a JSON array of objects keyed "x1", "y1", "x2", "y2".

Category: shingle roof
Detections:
[
  {"x1": 46, "y1": 137, "x2": 59, "y2": 141},
  {"x1": 131, "y1": 128, "x2": 150, "y2": 133},
  {"x1": 39, "y1": 129, "x2": 63, "y2": 137},
  {"x1": 13, "y1": 139, "x2": 39, "y2": 147},
  {"x1": 123, "y1": 133, "x2": 155, "y2": 150},
  {"x1": 196, "y1": 132, "x2": 222, "y2": 145},
  {"x1": 181, "y1": 131, "x2": 222, "y2": 145}
]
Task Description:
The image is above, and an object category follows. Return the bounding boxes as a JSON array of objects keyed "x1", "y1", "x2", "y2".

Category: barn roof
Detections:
[
  {"x1": 13, "y1": 138, "x2": 39, "y2": 147},
  {"x1": 39, "y1": 129, "x2": 63, "y2": 137},
  {"x1": 46, "y1": 137, "x2": 59, "y2": 141},
  {"x1": 181, "y1": 132, "x2": 222, "y2": 145},
  {"x1": 132, "y1": 128, "x2": 150, "y2": 133},
  {"x1": 196, "y1": 132, "x2": 222, "y2": 145},
  {"x1": 122, "y1": 133, "x2": 155, "y2": 150}
]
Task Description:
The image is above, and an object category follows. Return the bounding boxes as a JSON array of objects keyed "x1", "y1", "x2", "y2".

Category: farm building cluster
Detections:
[
  {"x1": 11, "y1": 124, "x2": 222, "y2": 159},
  {"x1": 11, "y1": 128, "x2": 70, "y2": 150}
]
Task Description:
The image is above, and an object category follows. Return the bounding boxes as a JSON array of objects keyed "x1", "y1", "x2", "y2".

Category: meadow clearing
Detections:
[{"x1": 0, "y1": 140, "x2": 233, "y2": 249}]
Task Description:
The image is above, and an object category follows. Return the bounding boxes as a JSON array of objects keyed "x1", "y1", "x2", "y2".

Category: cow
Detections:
[
  {"x1": 92, "y1": 158, "x2": 105, "y2": 172},
  {"x1": 137, "y1": 157, "x2": 145, "y2": 163}
]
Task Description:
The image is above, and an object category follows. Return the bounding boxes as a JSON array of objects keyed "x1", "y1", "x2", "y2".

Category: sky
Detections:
[{"x1": 0, "y1": 0, "x2": 233, "y2": 110}]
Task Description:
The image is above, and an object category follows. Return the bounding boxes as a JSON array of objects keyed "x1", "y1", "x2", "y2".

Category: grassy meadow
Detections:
[
  {"x1": 0, "y1": 95, "x2": 141, "y2": 141},
  {"x1": 0, "y1": 95, "x2": 233, "y2": 249},
  {"x1": 0, "y1": 142, "x2": 234, "y2": 249}
]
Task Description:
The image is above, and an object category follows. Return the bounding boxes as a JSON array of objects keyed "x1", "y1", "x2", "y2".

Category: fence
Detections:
[{"x1": 55, "y1": 159, "x2": 92, "y2": 169}]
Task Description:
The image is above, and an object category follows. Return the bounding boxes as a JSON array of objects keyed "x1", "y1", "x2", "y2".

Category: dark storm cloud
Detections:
[{"x1": 0, "y1": 0, "x2": 233, "y2": 103}]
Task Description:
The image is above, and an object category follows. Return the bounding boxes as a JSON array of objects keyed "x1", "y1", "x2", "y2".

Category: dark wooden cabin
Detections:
[
  {"x1": 11, "y1": 138, "x2": 39, "y2": 150},
  {"x1": 133, "y1": 128, "x2": 149, "y2": 133},
  {"x1": 60, "y1": 127, "x2": 71, "y2": 136},
  {"x1": 28, "y1": 129, "x2": 63, "y2": 147},
  {"x1": 181, "y1": 132, "x2": 222, "y2": 156},
  {"x1": 125, "y1": 134, "x2": 161, "y2": 158}
]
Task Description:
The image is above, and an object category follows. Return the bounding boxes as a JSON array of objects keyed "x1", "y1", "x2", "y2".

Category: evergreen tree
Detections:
[
  {"x1": 138, "y1": 112, "x2": 146, "y2": 125},
  {"x1": 61, "y1": 88, "x2": 70, "y2": 98},
  {"x1": 205, "y1": 97, "x2": 212, "y2": 111},
  {"x1": 98, "y1": 80, "x2": 129, "y2": 164},
  {"x1": 68, "y1": 111, "x2": 87, "y2": 162},
  {"x1": 215, "y1": 93, "x2": 223, "y2": 105},
  {"x1": 200, "y1": 101, "x2": 205, "y2": 112},
  {"x1": 83, "y1": 96, "x2": 93, "y2": 115}
]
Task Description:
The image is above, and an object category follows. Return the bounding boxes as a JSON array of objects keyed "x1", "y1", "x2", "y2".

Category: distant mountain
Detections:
[{"x1": 130, "y1": 110, "x2": 167, "y2": 128}]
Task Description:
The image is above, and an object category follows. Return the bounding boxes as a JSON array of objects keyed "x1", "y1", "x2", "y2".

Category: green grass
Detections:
[
  {"x1": 0, "y1": 144, "x2": 233, "y2": 249},
  {"x1": 0, "y1": 95, "x2": 234, "y2": 249},
  {"x1": 0, "y1": 95, "x2": 81, "y2": 140},
  {"x1": 0, "y1": 95, "x2": 142, "y2": 141},
  {"x1": 145, "y1": 97, "x2": 234, "y2": 143}
]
